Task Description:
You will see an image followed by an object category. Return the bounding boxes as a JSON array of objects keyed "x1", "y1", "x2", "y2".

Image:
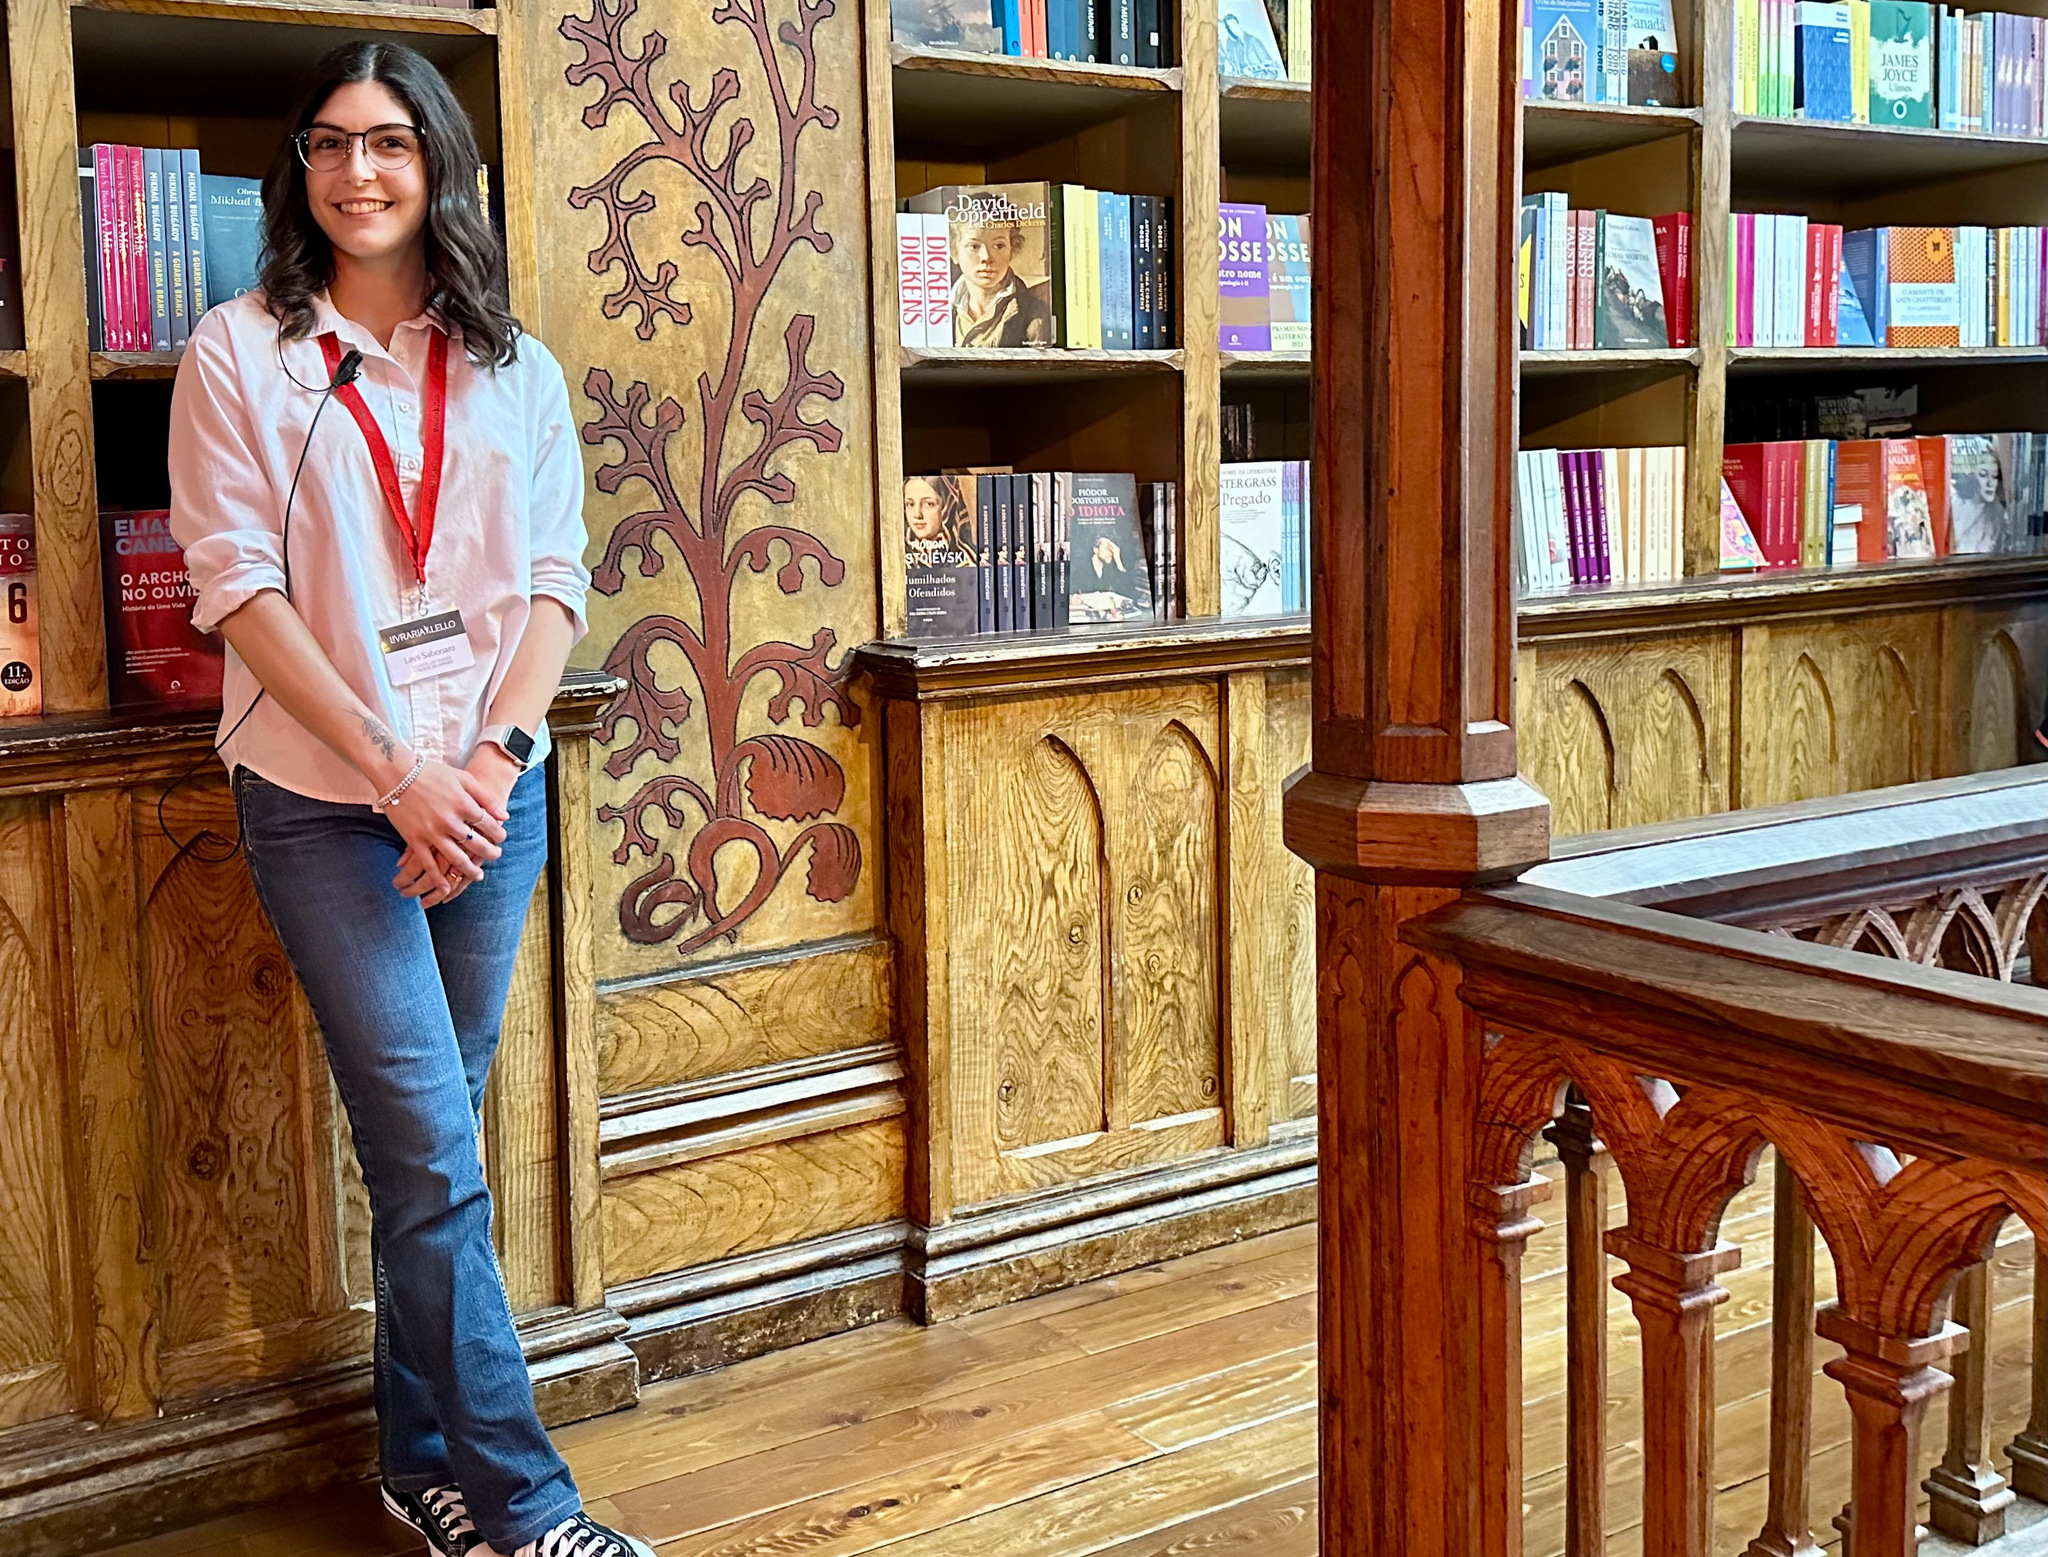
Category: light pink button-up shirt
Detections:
[{"x1": 168, "y1": 290, "x2": 590, "y2": 804}]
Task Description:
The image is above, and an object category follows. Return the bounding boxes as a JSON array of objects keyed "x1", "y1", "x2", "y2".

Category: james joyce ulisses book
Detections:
[
  {"x1": 902, "y1": 475, "x2": 983, "y2": 638},
  {"x1": 98, "y1": 509, "x2": 224, "y2": 709}
]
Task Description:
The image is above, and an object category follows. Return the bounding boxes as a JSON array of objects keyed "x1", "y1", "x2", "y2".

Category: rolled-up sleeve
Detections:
[
  {"x1": 526, "y1": 340, "x2": 591, "y2": 643},
  {"x1": 168, "y1": 315, "x2": 285, "y2": 634}
]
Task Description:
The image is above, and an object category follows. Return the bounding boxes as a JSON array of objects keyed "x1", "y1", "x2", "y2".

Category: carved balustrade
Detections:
[{"x1": 1404, "y1": 768, "x2": 2047, "y2": 1557}]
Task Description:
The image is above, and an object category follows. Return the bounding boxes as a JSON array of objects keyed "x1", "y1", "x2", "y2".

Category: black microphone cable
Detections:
[{"x1": 156, "y1": 343, "x2": 365, "y2": 864}]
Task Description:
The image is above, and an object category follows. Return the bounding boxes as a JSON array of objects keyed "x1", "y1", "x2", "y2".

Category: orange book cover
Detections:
[
  {"x1": 1915, "y1": 436, "x2": 1950, "y2": 556},
  {"x1": 1884, "y1": 227, "x2": 1960, "y2": 348},
  {"x1": 1834, "y1": 440, "x2": 1887, "y2": 562}
]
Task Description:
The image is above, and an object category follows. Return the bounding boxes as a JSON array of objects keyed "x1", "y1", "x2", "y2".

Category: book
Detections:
[
  {"x1": 1533, "y1": 0, "x2": 1600, "y2": 99},
  {"x1": 1032, "y1": 472, "x2": 1055, "y2": 625},
  {"x1": 1595, "y1": 213, "x2": 1670, "y2": 347},
  {"x1": 897, "y1": 213, "x2": 926, "y2": 347},
  {"x1": 98, "y1": 509, "x2": 224, "y2": 709},
  {"x1": 0, "y1": 514, "x2": 36, "y2": 717},
  {"x1": 1881, "y1": 437, "x2": 1937, "y2": 557},
  {"x1": 1266, "y1": 213, "x2": 1311, "y2": 352},
  {"x1": 1836, "y1": 253, "x2": 1876, "y2": 344},
  {"x1": 1149, "y1": 197, "x2": 1175, "y2": 346},
  {"x1": 1848, "y1": 0, "x2": 1872, "y2": 117},
  {"x1": 1100, "y1": 191, "x2": 1134, "y2": 349},
  {"x1": 1288, "y1": 0, "x2": 1312, "y2": 79},
  {"x1": 1218, "y1": 0, "x2": 1287, "y2": 77},
  {"x1": 124, "y1": 146, "x2": 149, "y2": 354},
  {"x1": 1884, "y1": 225, "x2": 1959, "y2": 346},
  {"x1": 77, "y1": 154, "x2": 103, "y2": 352},
  {"x1": 1625, "y1": 0, "x2": 1681, "y2": 103},
  {"x1": 1795, "y1": 2, "x2": 1856, "y2": 118},
  {"x1": 1219, "y1": 202, "x2": 1272, "y2": 350},
  {"x1": 1219, "y1": 462, "x2": 1286, "y2": 614},
  {"x1": 1652, "y1": 211, "x2": 1692, "y2": 346},
  {"x1": 142, "y1": 148, "x2": 171, "y2": 353},
  {"x1": 908, "y1": 183, "x2": 1058, "y2": 347},
  {"x1": 1066, "y1": 473, "x2": 1152, "y2": 621},
  {"x1": 1842, "y1": 226, "x2": 1888, "y2": 342},
  {"x1": 1135, "y1": 0, "x2": 1163, "y2": 64},
  {"x1": 1573, "y1": 208, "x2": 1597, "y2": 348},
  {"x1": 1867, "y1": 0, "x2": 1934, "y2": 123},
  {"x1": 1942, "y1": 434, "x2": 2007, "y2": 553},
  {"x1": 162, "y1": 150, "x2": 189, "y2": 351},
  {"x1": 994, "y1": 474, "x2": 1016, "y2": 630},
  {"x1": 975, "y1": 477, "x2": 998, "y2": 627},
  {"x1": 0, "y1": 163, "x2": 21, "y2": 351},
  {"x1": 181, "y1": 149, "x2": 207, "y2": 324},
  {"x1": 922, "y1": 213, "x2": 952, "y2": 346},
  {"x1": 1720, "y1": 479, "x2": 1770, "y2": 568},
  {"x1": 91, "y1": 146, "x2": 125, "y2": 350},
  {"x1": 199, "y1": 174, "x2": 265, "y2": 315},
  {"x1": 1133, "y1": 194, "x2": 1158, "y2": 348},
  {"x1": 902, "y1": 475, "x2": 982, "y2": 637}
]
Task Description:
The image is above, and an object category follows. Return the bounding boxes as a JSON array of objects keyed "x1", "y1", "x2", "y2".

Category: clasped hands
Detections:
[{"x1": 387, "y1": 746, "x2": 524, "y2": 906}]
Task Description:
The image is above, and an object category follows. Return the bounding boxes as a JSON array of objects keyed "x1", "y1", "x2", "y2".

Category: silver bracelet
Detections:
[{"x1": 371, "y1": 753, "x2": 427, "y2": 813}]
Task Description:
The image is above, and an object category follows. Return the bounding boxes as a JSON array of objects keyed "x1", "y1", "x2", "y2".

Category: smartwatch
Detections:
[{"x1": 479, "y1": 723, "x2": 536, "y2": 770}]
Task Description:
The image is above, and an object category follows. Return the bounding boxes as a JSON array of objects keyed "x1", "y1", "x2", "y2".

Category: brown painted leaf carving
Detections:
[{"x1": 736, "y1": 735, "x2": 845, "y2": 821}]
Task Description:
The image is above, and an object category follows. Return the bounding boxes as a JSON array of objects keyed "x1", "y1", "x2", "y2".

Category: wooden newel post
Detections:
[{"x1": 1283, "y1": 0, "x2": 1550, "y2": 1551}]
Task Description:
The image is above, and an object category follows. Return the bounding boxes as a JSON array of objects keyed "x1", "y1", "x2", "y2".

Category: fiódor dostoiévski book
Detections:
[
  {"x1": 1065, "y1": 474, "x2": 1153, "y2": 623},
  {"x1": 902, "y1": 475, "x2": 983, "y2": 638}
]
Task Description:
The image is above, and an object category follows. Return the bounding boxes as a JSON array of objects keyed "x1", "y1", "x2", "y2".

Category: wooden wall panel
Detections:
[
  {"x1": 946, "y1": 685, "x2": 1228, "y2": 1208},
  {"x1": 1263, "y1": 669, "x2": 1316, "y2": 1126},
  {"x1": 597, "y1": 938, "x2": 892, "y2": 1098},
  {"x1": 600, "y1": 1118, "x2": 905, "y2": 1285},
  {"x1": 1738, "y1": 612, "x2": 1944, "y2": 809},
  {"x1": 485, "y1": 879, "x2": 563, "y2": 1314},
  {"x1": 1946, "y1": 599, "x2": 2048, "y2": 776},
  {"x1": 1515, "y1": 632, "x2": 1732, "y2": 840},
  {"x1": 0, "y1": 800, "x2": 75, "y2": 1429}
]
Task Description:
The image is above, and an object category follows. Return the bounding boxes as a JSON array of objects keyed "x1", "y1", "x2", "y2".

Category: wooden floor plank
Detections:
[
  {"x1": 1106, "y1": 1343, "x2": 1317, "y2": 1451},
  {"x1": 1086, "y1": 1477, "x2": 1318, "y2": 1557}
]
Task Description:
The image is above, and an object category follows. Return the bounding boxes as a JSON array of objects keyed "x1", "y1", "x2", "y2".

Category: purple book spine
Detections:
[
  {"x1": 1217, "y1": 201, "x2": 1271, "y2": 351},
  {"x1": 1588, "y1": 449, "x2": 1612, "y2": 584},
  {"x1": 1561, "y1": 451, "x2": 1587, "y2": 586}
]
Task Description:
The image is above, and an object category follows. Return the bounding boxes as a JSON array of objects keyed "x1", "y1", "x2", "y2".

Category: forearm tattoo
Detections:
[{"x1": 359, "y1": 715, "x2": 397, "y2": 762}]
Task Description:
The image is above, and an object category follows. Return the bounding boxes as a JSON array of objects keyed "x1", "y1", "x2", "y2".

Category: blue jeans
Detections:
[{"x1": 234, "y1": 764, "x2": 581, "y2": 1550}]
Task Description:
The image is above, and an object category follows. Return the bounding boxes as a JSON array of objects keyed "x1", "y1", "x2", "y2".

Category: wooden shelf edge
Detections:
[
  {"x1": 91, "y1": 351, "x2": 181, "y2": 380},
  {"x1": 1729, "y1": 112, "x2": 2048, "y2": 157},
  {"x1": 1521, "y1": 348, "x2": 1701, "y2": 374},
  {"x1": 1519, "y1": 553, "x2": 2048, "y2": 640},
  {"x1": 1523, "y1": 100, "x2": 1703, "y2": 128},
  {"x1": 854, "y1": 613, "x2": 1310, "y2": 700},
  {"x1": 1219, "y1": 75, "x2": 1309, "y2": 102},
  {"x1": 891, "y1": 42, "x2": 1179, "y2": 95},
  {"x1": 1727, "y1": 347, "x2": 2048, "y2": 369},
  {"x1": 1221, "y1": 350, "x2": 1309, "y2": 376},
  {"x1": 900, "y1": 346, "x2": 1185, "y2": 378},
  {"x1": 71, "y1": 0, "x2": 499, "y2": 35}
]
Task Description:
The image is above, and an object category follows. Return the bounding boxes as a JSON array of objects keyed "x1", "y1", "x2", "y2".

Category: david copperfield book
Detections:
[
  {"x1": 902, "y1": 475, "x2": 983, "y2": 638},
  {"x1": 98, "y1": 509, "x2": 224, "y2": 708},
  {"x1": 907, "y1": 183, "x2": 1058, "y2": 347}
]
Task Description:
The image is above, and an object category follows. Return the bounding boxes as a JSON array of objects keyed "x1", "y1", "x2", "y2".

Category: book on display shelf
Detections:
[
  {"x1": 1515, "y1": 445, "x2": 1688, "y2": 593},
  {"x1": 97, "y1": 509, "x2": 224, "y2": 710},
  {"x1": 1217, "y1": 0, "x2": 1286, "y2": 78},
  {"x1": 0, "y1": 514, "x2": 37, "y2": 717}
]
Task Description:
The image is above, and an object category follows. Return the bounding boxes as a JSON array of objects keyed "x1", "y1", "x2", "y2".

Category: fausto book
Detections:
[
  {"x1": 1865, "y1": 0, "x2": 1932, "y2": 126},
  {"x1": 907, "y1": 183, "x2": 1057, "y2": 347},
  {"x1": 98, "y1": 509, "x2": 224, "y2": 709},
  {"x1": 1218, "y1": 203, "x2": 1271, "y2": 351},
  {"x1": 1595, "y1": 213, "x2": 1669, "y2": 348},
  {"x1": 890, "y1": 0, "x2": 1003, "y2": 51},
  {"x1": 1217, "y1": 0, "x2": 1286, "y2": 77},
  {"x1": 902, "y1": 474, "x2": 983, "y2": 638},
  {"x1": 1266, "y1": 213, "x2": 1310, "y2": 352},
  {"x1": 0, "y1": 513, "x2": 37, "y2": 717},
  {"x1": 1065, "y1": 473, "x2": 1152, "y2": 623}
]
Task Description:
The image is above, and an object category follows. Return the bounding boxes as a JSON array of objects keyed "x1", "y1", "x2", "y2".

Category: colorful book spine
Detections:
[
  {"x1": 181, "y1": 148, "x2": 207, "y2": 325},
  {"x1": 163, "y1": 150, "x2": 189, "y2": 350},
  {"x1": 125, "y1": 146, "x2": 149, "y2": 354},
  {"x1": 896, "y1": 212, "x2": 925, "y2": 348}
]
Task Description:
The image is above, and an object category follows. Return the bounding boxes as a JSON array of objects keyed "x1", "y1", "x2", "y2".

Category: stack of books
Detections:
[
  {"x1": 78, "y1": 145, "x2": 262, "y2": 355},
  {"x1": 1728, "y1": 219, "x2": 2046, "y2": 347},
  {"x1": 901, "y1": 472, "x2": 1178, "y2": 639},
  {"x1": 887, "y1": 0, "x2": 1172, "y2": 67},
  {"x1": 1521, "y1": 0, "x2": 1685, "y2": 107},
  {"x1": 1519, "y1": 199, "x2": 1693, "y2": 349},
  {"x1": 1514, "y1": 445, "x2": 1690, "y2": 593},
  {"x1": 897, "y1": 183, "x2": 1175, "y2": 349},
  {"x1": 1219, "y1": 460, "x2": 1310, "y2": 616},
  {"x1": 1218, "y1": 204, "x2": 1311, "y2": 352},
  {"x1": 1734, "y1": 1, "x2": 2047, "y2": 136},
  {"x1": 1726, "y1": 432, "x2": 2048, "y2": 564}
]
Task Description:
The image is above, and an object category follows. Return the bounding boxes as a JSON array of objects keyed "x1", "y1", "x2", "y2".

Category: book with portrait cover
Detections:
[
  {"x1": 1595, "y1": 213, "x2": 1670, "y2": 348},
  {"x1": 1266, "y1": 213, "x2": 1311, "y2": 352},
  {"x1": 906, "y1": 183, "x2": 1058, "y2": 347},
  {"x1": 1217, "y1": 0, "x2": 1286, "y2": 77},
  {"x1": 0, "y1": 513, "x2": 37, "y2": 716},
  {"x1": 98, "y1": 509, "x2": 224, "y2": 708},
  {"x1": 1065, "y1": 473, "x2": 1152, "y2": 623},
  {"x1": 891, "y1": 0, "x2": 1003, "y2": 51},
  {"x1": 901, "y1": 475, "x2": 982, "y2": 638},
  {"x1": 1218, "y1": 203, "x2": 1271, "y2": 350}
]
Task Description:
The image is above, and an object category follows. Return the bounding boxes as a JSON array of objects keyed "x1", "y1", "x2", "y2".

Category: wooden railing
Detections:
[{"x1": 1402, "y1": 771, "x2": 2047, "y2": 1557}]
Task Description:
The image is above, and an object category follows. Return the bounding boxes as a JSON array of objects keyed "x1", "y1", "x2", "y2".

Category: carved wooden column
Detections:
[
  {"x1": 1817, "y1": 1308, "x2": 1962, "y2": 1557},
  {"x1": 1608, "y1": 1233, "x2": 1742, "y2": 1557},
  {"x1": 1476, "y1": 1178, "x2": 1553, "y2": 1557},
  {"x1": 1547, "y1": 1102, "x2": 1610, "y2": 1557},
  {"x1": 1745, "y1": 1172, "x2": 1825, "y2": 1557},
  {"x1": 1924, "y1": 1262, "x2": 2013, "y2": 1542},
  {"x1": 1282, "y1": 0, "x2": 1549, "y2": 1550},
  {"x1": 2007, "y1": 1244, "x2": 2048, "y2": 1500}
]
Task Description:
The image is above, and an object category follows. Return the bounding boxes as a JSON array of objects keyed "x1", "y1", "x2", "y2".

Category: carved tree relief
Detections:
[{"x1": 559, "y1": 0, "x2": 870, "y2": 960}]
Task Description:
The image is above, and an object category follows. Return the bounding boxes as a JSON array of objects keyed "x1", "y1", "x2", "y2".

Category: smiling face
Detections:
[{"x1": 304, "y1": 80, "x2": 430, "y2": 272}]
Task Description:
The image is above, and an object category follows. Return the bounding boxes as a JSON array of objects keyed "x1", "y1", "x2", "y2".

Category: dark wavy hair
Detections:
[{"x1": 259, "y1": 41, "x2": 519, "y2": 368}]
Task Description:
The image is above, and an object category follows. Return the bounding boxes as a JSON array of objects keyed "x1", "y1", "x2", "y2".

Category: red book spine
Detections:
[
  {"x1": 1673, "y1": 213, "x2": 1693, "y2": 348},
  {"x1": 1773, "y1": 443, "x2": 1801, "y2": 568},
  {"x1": 125, "y1": 145, "x2": 149, "y2": 354},
  {"x1": 1575, "y1": 211, "x2": 1597, "y2": 349},
  {"x1": 92, "y1": 147, "x2": 120, "y2": 351},
  {"x1": 1805, "y1": 225, "x2": 1828, "y2": 347},
  {"x1": 108, "y1": 146, "x2": 133, "y2": 351},
  {"x1": 1821, "y1": 225, "x2": 1842, "y2": 346},
  {"x1": 1653, "y1": 214, "x2": 1690, "y2": 348},
  {"x1": 1026, "y1": 0, "x2": 1046, "y2": 56}
]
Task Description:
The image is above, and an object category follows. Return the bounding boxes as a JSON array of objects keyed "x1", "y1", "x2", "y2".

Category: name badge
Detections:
[{"x1": 378, "y1": 610, "x2": 476, "y2": 686}]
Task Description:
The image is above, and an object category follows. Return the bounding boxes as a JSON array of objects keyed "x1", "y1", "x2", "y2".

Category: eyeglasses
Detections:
[{"x1": 294, "y1": 123, "x2": 422, "y2": 173}]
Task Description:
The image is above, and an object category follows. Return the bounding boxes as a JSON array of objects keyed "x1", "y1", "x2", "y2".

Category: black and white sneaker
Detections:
[
  {"x1": 508, "y1": 1510, "x2": 657, "y2": 1557},
  {"x1": 381, "y1": 1480, "x2": 485, "y2": 1556}
]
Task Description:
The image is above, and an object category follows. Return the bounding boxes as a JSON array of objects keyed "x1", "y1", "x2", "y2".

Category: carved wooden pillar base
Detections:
[
  {"x1": 1923, "y1": 1263, "x2": 2013, "y2": 1544},
  {"x1": 1744, "y1": 1170, "x2": 1825, "y2": 1557},
  {"x1": 1477, "y1": 1177, "x2": 1552, "y2": 1557},
  {"x1": 1608, "y1": 1233, "x2": 1741, "y2": 1557},
  {"x1": 1817, "y1": 1307, "x2": 1963, "y2": 1557}
]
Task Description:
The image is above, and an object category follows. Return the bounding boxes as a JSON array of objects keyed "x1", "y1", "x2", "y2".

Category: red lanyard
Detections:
[{"x1": 319, "y1": 328, "x2": 449, "y2": 586}]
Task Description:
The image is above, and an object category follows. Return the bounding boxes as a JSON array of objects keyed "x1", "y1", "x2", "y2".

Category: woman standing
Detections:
[{"x1": 168, "y1": 41, "x2": 652, "y2": 1557}]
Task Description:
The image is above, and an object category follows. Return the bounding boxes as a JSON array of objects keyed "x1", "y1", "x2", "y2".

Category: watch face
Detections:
[{"x1": 504, "y1": 726, "x2": 535, "y2": 763}]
